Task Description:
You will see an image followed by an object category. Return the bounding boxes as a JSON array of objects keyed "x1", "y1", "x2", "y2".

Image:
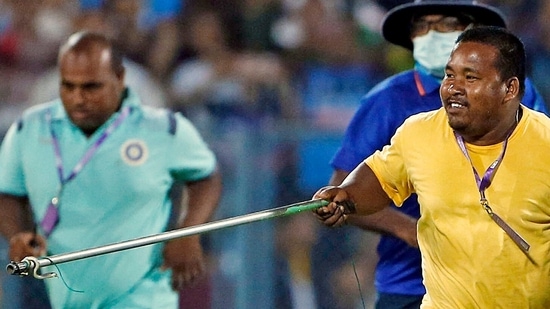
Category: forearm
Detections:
[
  {"x1": 339, "y1": 163, "x2": 392, "y2": 216},
  {"x1": 163, "y1": 167, "x2": 220, "y2": 288},
  {"x1": 0, "y1": 194, "x2": 33, "y2": 239},
  {"x1": 330, "y1": 167, "x2": 416, "y2": 245},
  {"x1": 178, "y1": 168, "x2": 222, "y2": 228}
]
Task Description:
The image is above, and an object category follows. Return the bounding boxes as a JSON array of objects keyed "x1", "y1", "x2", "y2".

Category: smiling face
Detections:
[
  {"x1": 440, "y1": 41, "x2": 514, "y2": 144},
  {"x1": 59, "y1": 45, "x2": 125, "y2": 135}
]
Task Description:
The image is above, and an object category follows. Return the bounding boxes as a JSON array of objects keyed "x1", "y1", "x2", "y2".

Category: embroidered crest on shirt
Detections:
[{"x1": 120, "y1": 139, "x2": 148, "y2": 166}]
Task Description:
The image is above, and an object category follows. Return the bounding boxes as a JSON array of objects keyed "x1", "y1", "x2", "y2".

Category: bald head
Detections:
[{"x1": 59, "y1": 31, "x2": 124, "y2": 76}]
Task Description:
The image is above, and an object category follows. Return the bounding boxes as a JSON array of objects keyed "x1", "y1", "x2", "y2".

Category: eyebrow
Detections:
[
  {"x1": 462, "y1": 67, "x2": 480, "y2": 74},
  {"x1": 446, "y1": 59, "x2": 481, "y2": 73},
  {"x1": 61, "y1": 80, "x2": 103, "y2": 88}
]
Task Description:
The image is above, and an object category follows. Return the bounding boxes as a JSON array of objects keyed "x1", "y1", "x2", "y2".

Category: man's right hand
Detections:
[
  {"x1": 312, "y1": 186, "x2": 356, "y2": 227},
  {"x1": 9, "y1": 232, "x2": 46, "y2": 262}
]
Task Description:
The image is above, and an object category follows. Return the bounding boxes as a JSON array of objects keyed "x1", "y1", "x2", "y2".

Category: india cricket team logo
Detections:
[{"x1": 120, "y1": 139, "x2": 148, "y2": 166}]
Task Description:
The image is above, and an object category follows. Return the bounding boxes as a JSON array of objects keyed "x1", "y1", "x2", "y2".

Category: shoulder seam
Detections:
[
  {"x1": 168, "y1": 111, "x2": 177, "y2": 135},
  {"x1": 16, "y1": 118, "x2": 23, "y2": 132}
]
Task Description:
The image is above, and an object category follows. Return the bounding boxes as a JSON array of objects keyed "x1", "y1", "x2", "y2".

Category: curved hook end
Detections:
[{"x1": 21, "y1": 256, "x2": 57, "y2": 280}]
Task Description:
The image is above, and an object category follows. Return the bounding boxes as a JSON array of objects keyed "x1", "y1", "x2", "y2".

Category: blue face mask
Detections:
[{"x1": 412, "y1": 30, "x2": 463, "y2": 78}]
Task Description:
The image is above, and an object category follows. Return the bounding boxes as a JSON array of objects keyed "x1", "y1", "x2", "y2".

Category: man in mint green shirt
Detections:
[{"x1": 0, "y1": 31, "x2": 222, "y2": 308}]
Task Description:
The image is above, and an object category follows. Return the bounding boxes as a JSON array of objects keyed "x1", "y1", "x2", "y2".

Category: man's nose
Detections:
[
  {"x1": 69, "y1": 87, "x2": 86, "y2": 104},
  {"x1": 447, "y1": 83, "x2": 463, "y2": 94}
]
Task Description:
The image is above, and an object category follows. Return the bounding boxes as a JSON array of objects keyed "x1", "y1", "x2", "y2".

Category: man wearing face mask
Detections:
[{"x1": 310, "y1": 1, "x2": 548, "y2": 309}]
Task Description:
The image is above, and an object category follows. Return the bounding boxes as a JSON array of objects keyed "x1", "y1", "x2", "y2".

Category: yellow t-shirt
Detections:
[{"x1": 366, "y1": 106, "x2": 550, "y2": 309}]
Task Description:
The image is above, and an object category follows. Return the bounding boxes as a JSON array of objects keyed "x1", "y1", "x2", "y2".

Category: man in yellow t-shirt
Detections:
[{"x1": 313, "y1": 26, "x2": 550, "y2": 308}]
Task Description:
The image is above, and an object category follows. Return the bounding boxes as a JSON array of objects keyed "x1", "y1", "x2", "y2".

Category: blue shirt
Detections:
[
  {"x1": 330, "y1": 68, "x2": 547, "y2": 295},
  {"x1": 0, "y1": 89, "x2": 216, "y2": 308}
]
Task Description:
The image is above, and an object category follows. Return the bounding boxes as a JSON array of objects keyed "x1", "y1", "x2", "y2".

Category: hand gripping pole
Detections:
[{"x1": 6, "y1": 199, "x2": 329, "y2": 279}]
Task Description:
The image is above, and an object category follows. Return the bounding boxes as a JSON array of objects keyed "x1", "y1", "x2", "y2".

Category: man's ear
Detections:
[{"x1": 504, "y1": 77, "x2": 520, "y2": 101}]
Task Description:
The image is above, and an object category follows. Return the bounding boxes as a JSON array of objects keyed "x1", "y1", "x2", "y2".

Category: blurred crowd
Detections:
[
  {"x1": 3, "y1": 0, "x2": 550, "y2": 130},
  {"x1": 0, "y1": 0, "x2": 549, "y2": 308},
  {"x1": 0, "y1": 0, "x2": 404, "y2": 136}
]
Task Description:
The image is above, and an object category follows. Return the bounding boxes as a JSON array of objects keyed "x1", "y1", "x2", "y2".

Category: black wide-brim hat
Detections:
[{"x1": 382, "y1": 0, "x2": 507, "y2": 50}]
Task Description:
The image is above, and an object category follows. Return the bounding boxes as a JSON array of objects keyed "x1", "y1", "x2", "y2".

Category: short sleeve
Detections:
[
  {"x1": 364, "y1": 124, "x2": 413, "y2": 206},
  {"x1": 169, "y1": 113, "x2": 216, "y2": 181},
  {"x1": 0, "y1": 122, "x2": 27, "y2": 196}
]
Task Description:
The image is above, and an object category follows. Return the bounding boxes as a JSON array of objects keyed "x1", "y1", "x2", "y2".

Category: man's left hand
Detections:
[{"x1": 162, "y1": 235, "x2": 206, "y2": 290}]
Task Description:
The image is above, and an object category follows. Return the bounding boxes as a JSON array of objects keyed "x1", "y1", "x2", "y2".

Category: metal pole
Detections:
[{"x1": 6, "y1": 199, "x2": 328, "y2": 278}]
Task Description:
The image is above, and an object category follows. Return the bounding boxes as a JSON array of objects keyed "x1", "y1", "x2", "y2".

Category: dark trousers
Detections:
[{"x1": 375, "y1": 292, "x2": 423, "y2": 309}]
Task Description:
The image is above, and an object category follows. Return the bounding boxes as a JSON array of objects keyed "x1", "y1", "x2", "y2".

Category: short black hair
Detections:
[
  {"x1": 456, "y1": 26, "x2": 525, "y2": 97},
  {"x1": 59, "y1": 31, "x2": 125, "y2": 76}
]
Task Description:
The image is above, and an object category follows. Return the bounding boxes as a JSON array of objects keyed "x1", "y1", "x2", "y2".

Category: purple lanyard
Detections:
[
  {"x1": 40, "y1": 106, "x2": 130, "y2": 236},
  {"x1": 454, "y1": 132, "x2": 509, "y2": 195},
  {"x1": 454, "y1": 132, "x2": 530, "y2": 253}
]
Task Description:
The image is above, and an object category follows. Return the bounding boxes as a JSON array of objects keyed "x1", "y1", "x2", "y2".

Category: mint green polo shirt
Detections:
[{"x1": 0, "y1": 89, "x2": 216, "y2": 308}]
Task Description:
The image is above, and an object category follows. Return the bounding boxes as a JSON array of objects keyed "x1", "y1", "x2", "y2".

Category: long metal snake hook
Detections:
[{"x1": 6, "y1": 198, "x2": 330, "y2": 278}]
